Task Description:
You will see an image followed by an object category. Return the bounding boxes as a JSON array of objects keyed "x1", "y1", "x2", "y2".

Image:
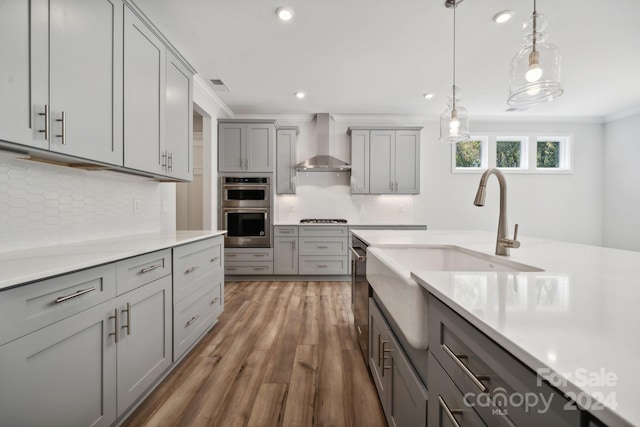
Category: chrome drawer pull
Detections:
[
  {"x1": 55, "y1": 287, "x2": 96, "y2": 303},
  {"x1": 253, "y1": 254, "x2": 266, "y2": 257},
  {"x1": 140, "y1": 264, "x2": 162, "y2": 274},
  {"x1": 377, "y1": 334, "x2": 383, "y2": 367},
  {"x1": 280, "y1": 230, "x2": 292, "y2": 233},
  {"x1": 186, "y1": 314, "x2": 200, "y2": 326},
  {"x1": 210, "y1": 256, "x2": 220, "y2": 262},
  {"x1": 381, "y1": 341, "x2": 393, "y2": 377},
  {"x1": 253, "y1": 267, "x2": 265, "y2": 271},
  {"x1": 121, "y1": 303, "x2": 131, "y2": 336},
  {"x1": 438, "y1": 396, "x2": 462, "y2": 427},
  {"x1": 185, "y1": 265, "x2": 200, "y2": 274},
  {"x1": 442, "y1": 343, "x2": 488, "y2": 393},
  {"x1": 210, "y1": 297, "x2": 220, "y2": 305},
  {"x1": 317, "y1": 245, "x2": 329, "y2": 249},
  {"x1": 109, "y1": 308, "x2": 119, "y2": 343},
  {"x1": 317, "y1": 264, "x2": 329, "y2": 268}
]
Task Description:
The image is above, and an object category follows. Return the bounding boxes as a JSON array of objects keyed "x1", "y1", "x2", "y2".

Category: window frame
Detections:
[
  {"x1": 495, "y1": 136, "x2": 529, "y2": 172},
  {"x1": 451, "y1": 136, "x2": 489, "y2": 173},
  {"x1": 535, "y1": 136, "x2": 573, "y2": 173}
]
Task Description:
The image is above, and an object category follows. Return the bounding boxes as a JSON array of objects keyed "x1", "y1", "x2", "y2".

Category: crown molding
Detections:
[
  {"x1": 233, "y1": 114, "x2": 315, "y2": 123},
  {"x1": 193, "y1": 75, "x2": 234, "y2": 118},
  {"x1": 604, "y1": 106, "x2": 640, "y2": 123}
]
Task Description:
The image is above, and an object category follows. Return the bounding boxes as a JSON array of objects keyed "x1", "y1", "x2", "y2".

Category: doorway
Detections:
[{"x1": 176, "y1": 110, "x2": 206, "y2": 230}]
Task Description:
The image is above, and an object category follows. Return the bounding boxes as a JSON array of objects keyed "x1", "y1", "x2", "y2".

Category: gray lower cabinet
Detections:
[
  {"x1": 428, "y1": 295, "x2": 583, "y2": 426},
  {"x1": 274, "y1": 237, "x2": 299, "y2": 274},
  {"x1": 276, "y1": 127, "x2": 299, "y2": 194},
  {"x1": 369, "y1": 298, "x2": 428, "y2": 427},
  {"x1": 225, "y1": 247, "x2": 274, "y2": 275}
]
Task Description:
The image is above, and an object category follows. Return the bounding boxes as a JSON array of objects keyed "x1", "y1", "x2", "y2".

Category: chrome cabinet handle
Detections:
[
  {"x1": 210, "y1": 297, "x2": 220, "y2": 305},
  {"x1": 316, "y1": 264, "x2": 328, "y2": 268},
  {"x1": 377, "y1": 334, "x2": 383, "y2": 367},
  {"x1": 186, "y1": 314, "x2": 200, "y2": 326},
  {"x1": 253, "y1": 254, "x2": 266, "y2": 257},
  {"x1": 292, "y1": 240, "x2": 296, "y2": 250},
  {"x1": 390, "y1": 181, "x2": 393, "y2": 191},
  {"x1": 55, "y1": 287, "x2": 97, "y2": 303},
  {"x1": 442, "y1": 343, "x2": 489, "y2": 393},
  {"x1": 210, "y1": 256, "x2": 220, "y2": 262},
  {"x1": 38, "y1": 105, "x2": 49, "y2": 140},
  {"x1": 349, "y1": 246, "x2": 365, "y2": 261},
  {"x1": 109, "y1": 308, "x2": 119, "y2": 343},
  {"x1": 280, "y1": 230, "x2": 292, "y2": 233},
  {"x1": 121, "y1": 303, "x2": 131, "y2": 336},
  {"x1": 381, "y1": 341, "x2": 393, "y2": 376},
  {"x1": 56, "y1": 111, "x2": 66, "y2": 144},
  {"x1": 162, "y1": 151, "x2": 168, "y2": 168},
  {"x1": 185, "y1": 265, "x2": 200, "y2": 274},
  {"x1": 168, "y1": 152, "x2": 173, "y2": 171},
  {"x1": 438, "y1": 396, "x2": 463, "y2": 427},
  {"x1": 253, "y1": 267, "x2": 265, "y2": 271},
  {"x1": 317, "y1": 245, "x2": 329, "y2": 249},
  {"x1": 140, "y1": 264, "x2": 162, "y2": 274}
]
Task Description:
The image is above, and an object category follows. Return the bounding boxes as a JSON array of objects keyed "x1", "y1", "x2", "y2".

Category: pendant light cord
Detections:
[
  {"x1": 452, "y1": 1, "x2": 457, "y2": 111},
  {"x1": 532, "y1": 0, "x2": 537, "y2": 52}
]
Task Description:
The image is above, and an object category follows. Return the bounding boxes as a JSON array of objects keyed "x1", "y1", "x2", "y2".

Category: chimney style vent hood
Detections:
[{"x1": 296, "y1": 113, "x2": 351, "y2": 172}]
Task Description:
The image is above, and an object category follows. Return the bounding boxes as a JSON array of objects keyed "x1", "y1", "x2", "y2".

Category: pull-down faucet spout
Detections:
[{"x1": 474, "y1": 168, "x2": 520, "y2": 256}]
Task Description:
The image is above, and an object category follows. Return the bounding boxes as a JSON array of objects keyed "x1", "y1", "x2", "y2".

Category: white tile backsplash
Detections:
[{"x1": 0, "y1": 155, "x2": 168, "y2": 253}]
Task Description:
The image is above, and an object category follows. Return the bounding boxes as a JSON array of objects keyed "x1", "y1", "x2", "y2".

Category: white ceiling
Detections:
[{"x1": 134, "y1": 0, "x2": 640, "y2": 120}]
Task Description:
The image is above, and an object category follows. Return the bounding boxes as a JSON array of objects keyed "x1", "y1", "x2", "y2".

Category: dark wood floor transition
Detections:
[{"x1": 124, "y1": 281, "x2": 386, "y2": 427}]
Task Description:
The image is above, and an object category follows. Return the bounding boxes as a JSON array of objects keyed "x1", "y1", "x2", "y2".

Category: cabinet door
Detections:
[
  {"x1": 218, "y1": 123, "x2": 245, "y2": 172},
  {"x1": 276, "y1": 129, "x2": 297, "y2": 194},
  {"x1": 394, "y1": 130, "x2": 420, "y2": 194},
  {"x1": 0, "y1": 302, "x2": 117, "y2": 427},
  {"x1": 116, "y1": 275, "x2": 172, "y2": 415},
  {"x1": 388, "y1": 335, "x2": 428, "y2": 427},
  {"x1": 274, "y1": 237, "x2": 298, "y2": 274},
  {"x1": 369, "y1": 130, "x2": 396, "y2": 194},
  {"x1": 0, "y1": 0, "x2": 48, "y2": 150},
  {"x1": 369, "y1": 298, "x2": 391, "y2": 414},
  {"x1": 165, "y1": 51, "x2": 193, "y2": 181},
  {"x1": 123, "y1": 5, "x2": 165, "y2": 175},
  {"x1": 350, "y1": 130, "x2": 370, "y2": 194},
  {"x1": 246, "y1": 123, "x2": 274, "y2": 172},
  {"x1": 49, "y1": 0, "x2": 123, "y2": 164}
]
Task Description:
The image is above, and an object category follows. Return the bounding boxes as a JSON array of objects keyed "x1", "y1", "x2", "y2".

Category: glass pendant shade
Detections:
[
  {"x1": 507, "y1": 12, "x2": 563, "y2": 107},
  {"x1": 440, "y1": 86, "x2": 470, "y2": 143}
]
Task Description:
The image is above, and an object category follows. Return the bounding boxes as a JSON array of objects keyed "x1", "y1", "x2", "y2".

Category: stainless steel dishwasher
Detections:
[{"x1": 350, "y1": 235, "x2": 369, "y2": 364}]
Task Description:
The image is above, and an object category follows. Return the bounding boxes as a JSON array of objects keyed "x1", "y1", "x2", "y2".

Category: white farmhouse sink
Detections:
[{"x1": 366, "y1": 245, "x2": 543, "y2": 350}]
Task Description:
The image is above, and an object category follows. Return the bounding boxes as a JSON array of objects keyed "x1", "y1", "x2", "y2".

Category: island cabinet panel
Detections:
[
  {"x1": 0, "y1": 300, "x2": 118, "y2": 427},
  {"x1": 428, "y1": 296, "x2": 582, "y2": 426},
  {"x1": 368, "y1": 298, "x2": 427, "y2": 427}
]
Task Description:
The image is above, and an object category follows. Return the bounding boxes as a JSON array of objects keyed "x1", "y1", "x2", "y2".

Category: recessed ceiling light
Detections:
[
  {"x1": 276, "y1": 7, "x2": 293, "y2": 21},
  {"x1": 295, "y1": 91, "x2": 305, "y2": 99},
  {"x1": 493, "y1": 10, "x2": 513, "y2": 24},
  {"x1": 423, "y1": 93, "x2": 435, "y2": 99}
]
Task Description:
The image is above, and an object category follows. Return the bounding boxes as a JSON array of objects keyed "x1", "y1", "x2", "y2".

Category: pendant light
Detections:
[
  {"x1": 440, "y1": 0, "x2": 469, "y2": 143},
  {"x1": 507, "y1": 0, "x2": 563, "y2": 107}
]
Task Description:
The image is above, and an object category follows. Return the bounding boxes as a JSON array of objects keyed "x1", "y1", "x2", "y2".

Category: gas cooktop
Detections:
[{"x1": 299, "y1": 219, "x2": 348, "y2": 224}]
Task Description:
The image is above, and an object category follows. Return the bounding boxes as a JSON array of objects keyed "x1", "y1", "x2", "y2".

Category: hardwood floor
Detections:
[{"x1": 124, "y1": 281, "x2": 386, "y2": 427}]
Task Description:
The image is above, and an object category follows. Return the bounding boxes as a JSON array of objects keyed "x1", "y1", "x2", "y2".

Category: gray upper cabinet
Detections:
[
  {"x1": 348, "y1": 127, "x2": 421, "y2": 195},
  {"x1": 165, "y1": 51, "x2": 193, "y2": 181},
  {"x1": 123, "y1": 5, "x2": 165, "y2": 176},
  {"x1": 0, "y1": 0, "x2": 124, "y2": 165},
  {"x1": 219, "y1": 120, "x2": 276, "y2": 172},
  {"x1": 276, "y1": 127, "x2": 299, "y2": 194},
  {"x1": 350, "y1": 129, "x2": 370, "y2": 194}
]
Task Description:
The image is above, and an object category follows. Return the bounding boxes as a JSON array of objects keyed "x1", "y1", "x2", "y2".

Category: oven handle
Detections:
[{"x1": 349, "y1": 246, "x2": 366, "y2": 262}]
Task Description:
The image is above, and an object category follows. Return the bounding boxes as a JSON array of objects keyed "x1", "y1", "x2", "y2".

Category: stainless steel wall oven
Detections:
[{"x1": 220, "y1": 177, "x2": 272, "y2": 248}]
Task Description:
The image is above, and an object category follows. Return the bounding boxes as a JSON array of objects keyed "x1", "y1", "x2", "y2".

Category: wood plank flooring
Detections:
[{"x1": 123, "y1": 281, "x2": 386, "y2": 427}]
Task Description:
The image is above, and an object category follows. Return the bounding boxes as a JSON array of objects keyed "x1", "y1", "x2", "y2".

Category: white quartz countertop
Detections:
[
  {"x1": 273, "y1": 221, "x2": 426, "y2": 227},
  {"x1": 352, "y1": 229, "x2": 640, "y2": 427},
  {"x1": 0, "y1": 230, "x2": 226, "y2": 291}
]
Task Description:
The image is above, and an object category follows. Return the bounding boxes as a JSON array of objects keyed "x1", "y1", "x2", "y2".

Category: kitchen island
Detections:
[{"x1": 353, "y1": 229, "x2": 639, "y2": 427}]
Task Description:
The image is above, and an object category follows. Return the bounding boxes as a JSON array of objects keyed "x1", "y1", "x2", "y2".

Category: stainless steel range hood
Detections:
[{"x1": 296, "y1": 113, "x2": 351, "y2": 172}]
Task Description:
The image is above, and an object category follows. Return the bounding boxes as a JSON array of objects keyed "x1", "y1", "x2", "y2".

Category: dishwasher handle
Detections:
[{"x1": 349, "y1": 246, "x2": 366, "y2": 262}]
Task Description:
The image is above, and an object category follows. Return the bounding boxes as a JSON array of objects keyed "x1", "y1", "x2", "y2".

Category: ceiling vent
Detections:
[{"x1": 209, "y1": 79, "x2": 230, "y2": 92}]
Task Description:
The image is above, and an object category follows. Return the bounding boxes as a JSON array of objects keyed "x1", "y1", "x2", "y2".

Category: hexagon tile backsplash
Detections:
[{"x1": 0, "y1": 156, "x2": 165, "y2": 253}]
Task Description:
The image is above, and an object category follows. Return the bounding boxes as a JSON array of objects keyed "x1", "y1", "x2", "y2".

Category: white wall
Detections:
[
  {"x1": 0, "y1": 154, "x2": 174, "y2": 253},
  {"x1": 603, "y1": 111, "x2": 640, "y2": 251},
  {"x1": 274, "y1": 116, "x2": 605, "y2": 245}
]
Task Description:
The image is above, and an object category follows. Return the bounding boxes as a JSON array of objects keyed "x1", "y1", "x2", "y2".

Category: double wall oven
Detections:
[{"x1": 220, "y1": 177, "x2": 272, "y2": 248}]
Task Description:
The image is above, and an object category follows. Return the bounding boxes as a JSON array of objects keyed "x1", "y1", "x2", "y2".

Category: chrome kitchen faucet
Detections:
[{"x1": 473, "y1": 168, "x2": 520, "y2": 256}]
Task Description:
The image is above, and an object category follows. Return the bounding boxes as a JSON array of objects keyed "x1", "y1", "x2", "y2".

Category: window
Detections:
[
  {"x1": 453, "y1": 137, "x2": 488, "y2": 171},
  {"x1": 496, "y1": 137, "x2": 527, "y2": 169},
  {"x1": 536, "y1": 137, "x2": 571, "y2": 171},
  {"x1": 451, "y1": 134, "x2": 572, "y2": 174}
]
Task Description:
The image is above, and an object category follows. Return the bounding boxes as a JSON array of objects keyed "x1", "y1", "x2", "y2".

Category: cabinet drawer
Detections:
[
  {"x1": 299, "y1": 226, "x2": 348, "y2": 237},
  {"x1": 274, "y1": 226, "x2": 298, "y2": 237},
  {"x1": 299, "y1": 256, "x2": 348, "y2": 275},
  {"x1": 429, "y1": 296, "x2": 581, "y2": 427},
  {"x1": 0, "y1": 264, "x2": 117, "y2": 346},
  {"x1": 116, "y1": 249, "x2": 171, "y2": 295},
  {"x1": 299, "y1": 236, "x2": 348, "y2": 256},
  {"x1": 173, "y1": 278, "x2": 223, "y2": 360},
  {"x1": 428, "y1": 355, "x2": 486, "y2": 427},
  {"x1": 173, "y1": 238, "x2": 223, "y2": 301},
  {"x1": 225, "y1": 263, "x2": 273, "y2": 275},
  {"x1": 225, "y1": 248, "x2": 273, "y2": 262}
]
